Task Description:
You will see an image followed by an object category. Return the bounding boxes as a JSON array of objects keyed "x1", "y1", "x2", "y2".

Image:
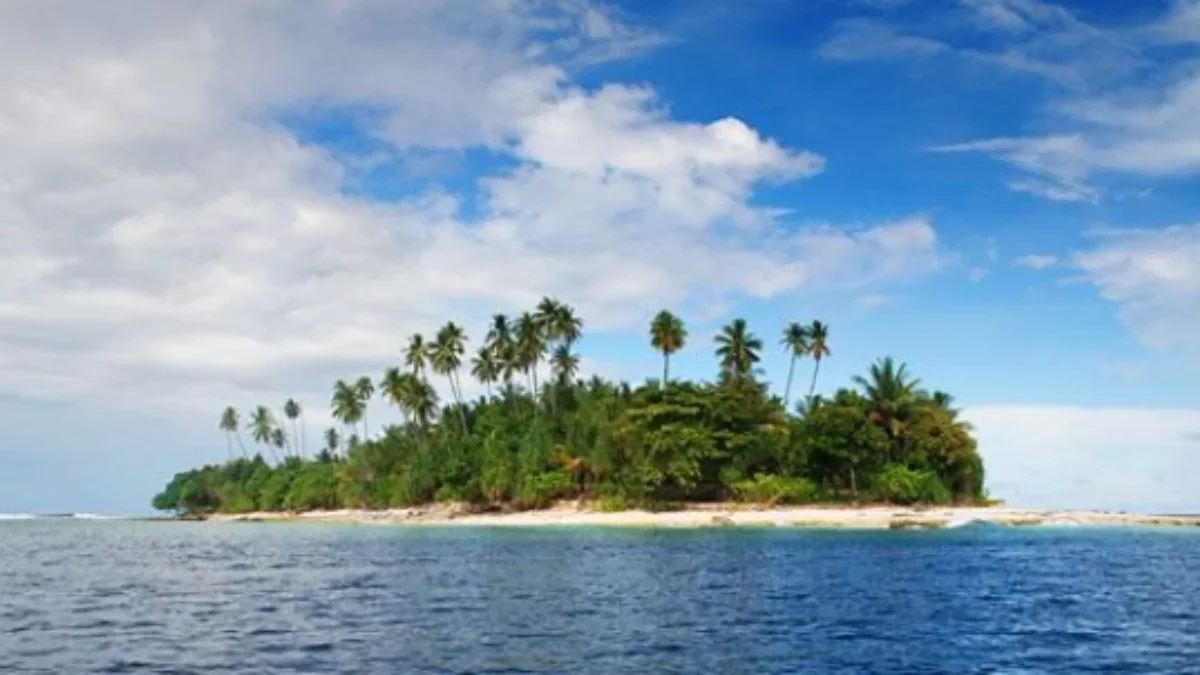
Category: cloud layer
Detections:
[{"x1": 0, "y1": 1, "x2": 948, "y2": 412}]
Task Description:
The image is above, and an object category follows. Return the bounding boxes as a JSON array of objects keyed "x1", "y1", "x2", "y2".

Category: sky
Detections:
[{"x1": 1, "y1": 0, "x2": 1198, "y2": 515}]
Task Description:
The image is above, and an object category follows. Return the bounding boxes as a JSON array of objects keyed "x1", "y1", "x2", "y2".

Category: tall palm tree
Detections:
[
  {"x1": 379, "y1": 366, "x2": 410, "y2": 426},
  {"x1": 534, "y1": 296, "x2": 561, "y2": 340},
  {"x1": 283, "y1": 398, "x2": 302, "y2": 457},
  {"x1": 781, "y1": 322, "x2": 810, "y2": 408},
  {"x1": 551, "y1": 343, "x2": 580, "y2": 385},
  {"x1": 249, "y1": 405, "x2": 279, "y2": 462},
  {"x1": 486, "y1": 313, "x2": 516, "y2": 394},
  {"x1": 515, "y1": 311, "x2": 546, "y2": 397},
  {"x1": 354, "y1": 376, "x2": 374, "y2": 439},
  {"x1": 409, "y1": 377, "x2": 439, "y2": 432},
  {"x1": 550, "y1": 300, "x2": 584, "y2": 347},
  {"x1": 432, "y1": 322, "x2": 469, "y2": 431},
  {"x1": 270, "y1": 427, "x2": 287, "y2": 457},
  {"x1": 218, "y1": 407, "x2": 247, "y2": 458},
  {"x1": 807, "y1": 320, "x2": 831, "y2": 398},
  {"x1": 852, "y1": 357, "x2": 921, "y2": 438},
  {"x1": 324, "y1": 427, "x2": 340, "y2": 456},
  {"x1": 331, "y1": 379, "x2": 363, "y2": 441},
  {"x1": 404, "y1": 333, "x2": 431, "y2": 378},
  {"x1": 714, "y1": 318, "x2": 762, "y2": 383},
  {"x1": 471, "y1": 346, "x2": 500, "y2": 397},
  {"x1": 649, "y1": 310, "x2": 686, "y2": 383}
]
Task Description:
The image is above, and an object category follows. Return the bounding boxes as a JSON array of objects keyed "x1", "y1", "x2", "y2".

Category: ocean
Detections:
[{"x1": 1, "y1": 520, "x2": 1198, "y2": 673}]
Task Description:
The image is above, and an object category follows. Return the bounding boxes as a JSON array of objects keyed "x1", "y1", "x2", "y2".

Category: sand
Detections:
[{"x1": 203, "y1": 503, "x2": 1200, "y2": 529}]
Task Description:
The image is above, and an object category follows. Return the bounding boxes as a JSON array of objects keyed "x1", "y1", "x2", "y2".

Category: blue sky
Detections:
[{"x1": 1, "y1": 0, "x2": 1198, "y2": 515}]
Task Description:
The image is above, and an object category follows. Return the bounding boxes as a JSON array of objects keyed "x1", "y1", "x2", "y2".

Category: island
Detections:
[{"x1": 152, "y1": 299, "x2": 1199, "y2": 529}]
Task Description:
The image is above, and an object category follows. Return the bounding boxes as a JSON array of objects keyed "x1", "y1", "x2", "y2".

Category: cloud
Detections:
[
  {"x1": 0, "y1": 1, "x2": 949, "y2": 416},
  {"x1": 968, "y1": 404, "x2": 1200, "y2": 512},
  {"x1": 817, "y1": 19, "x2": 948, "y2": 61},
  {"x1": 1013, "y1": 253, "x2": 1058, "y2": 270},
  {"x1": 1071, "y1": 225, "x2": 1200, "y2": 351}
]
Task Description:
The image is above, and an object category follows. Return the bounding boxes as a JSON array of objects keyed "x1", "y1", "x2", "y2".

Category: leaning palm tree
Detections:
[
  {"x1": 249, "y1": 405, "x2": 279, "y2": 462},
  {"x1": 283, "y1": 398, "x2": 302, "y2": 457},
  {"x1": 353, "y1": 376, "x2": 374, "y2": 439},
  {"x1": 781, "y1": 322, "x2": 810, "y2": 408},
  {"x1": 470, "y1": 346, "x2": 500, "y2": 397},
  {"x1": 218, "y1": 407, "x2": 247, "y2": 458},
  {"x1": 649, "y1": 310, "x2": 686, "y2": 383},
  {"x1": 852, "y1": 357, "x2": 921, "y2": 439},
  {"x1": 408, "y1": 377, "x2": 439, "y2": 433},
  {"x1": 551, "y1": 343, "x2": 580, "y2": 386},
  {"x1": 515, "y1": 311, "x2": 546, "y2": 397},
  {"x1": 807, "y1": 320, "x2": 830, "y2": 398},
  {"x1": 330, "y1": 379, "x2": 363, "y2": 441},
  {"x1": 714, "y1": 318, "x2": 762, "y2": 383},
  {"x1": 404, "y1": 333, "x2": 431, "y2": 378}
]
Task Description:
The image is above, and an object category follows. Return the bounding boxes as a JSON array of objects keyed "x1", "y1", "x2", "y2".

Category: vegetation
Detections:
[{"x1": 153, "y1": 299, "x2": 985, "y2": 515}]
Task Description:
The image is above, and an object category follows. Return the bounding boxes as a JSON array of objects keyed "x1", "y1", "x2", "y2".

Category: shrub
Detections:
[
  {"x1": 514, "y1": 471, "x2": 575, "y2": 509},
  {"x1": 871, "y1": 464, "x2": 952, "y2": 505},
  {"x1": 733, "y1": 474, "x2": 819, "y2": 505}
]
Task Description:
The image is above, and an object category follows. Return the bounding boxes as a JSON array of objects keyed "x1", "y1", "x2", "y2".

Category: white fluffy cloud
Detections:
[
  {"x1": 1072, "y1": 225, "x2": 1200, "y2": 351},
  {"x1": 0, "y1": 1, "x2": 945, "y2": 413},
  {"x1": 969, "y1": 404, "x2": 1200, "y2": 512}
]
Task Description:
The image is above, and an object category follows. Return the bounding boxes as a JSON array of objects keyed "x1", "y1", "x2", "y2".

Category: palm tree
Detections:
[
  {"x1": 331, "y1": 380, "x2": 363, "y2": 441},
  {"x1": 549, "y1": 299, "x2": 584, "y2": 347},
  {"x1": 354, "y1": 376, "x2": 374, "y2": 439},
  {"x1": 379, "y1": 366, "x2": 410, "y2": 425},
  {"x1": 409, "y1": 377, "x2": 439, "y2": 432},
  {"x1": 852, "y1": 357, "x2": 921, "y2": 438},
  {"x1": 404, "y1": 333, "x2": 431, "y2": 378},
  {"x1": 807, "y1": 320, "x2": 830, "y2": 398},
  {"x1": 714, "y1": 318, "x2": 762, "y2": 383},
  {"x1": 471, "y1": 347, "x2": 500, "y2": 397},
  {"x1": 270, "y1": 427, "x2": 287, "y2": 457},
  {"x1": 283, "y1": 398, "x2": 302, "y2": 457},
  {"x1": 649, "y1": 310, "x2": 686, "y2": 383},
  {"x1": 551, "y1": 344, "x2": 580, "y2": 386},
  {"x1": 534, "y1": 296, "x2": 561, "y2": 340},
  {"x1": 781, "y1": 322, "x2": 810, "y2": 409},
  {"x1": 249, "y1": 405, "x2": 279, "y2": 462},
  {"x1": 486, "y1": 313, "x2": 516, "y2": 394},
  {"x1": 929, "y1": 390, "x2": 973, "y2": 430},
  {"x1": 218, "y1": 407, "x2": 247, "y2": 458},
  {"x1": 324, "y1": 427, "x2": 340, "y2": 455},
  {"x1": 515, "y1": 311, "x2": 546, "y2": 397}
]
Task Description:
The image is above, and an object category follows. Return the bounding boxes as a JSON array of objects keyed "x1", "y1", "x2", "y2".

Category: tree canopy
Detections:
[{"x1": 153, "y1": 302, "x2": 986, "y2": 514}]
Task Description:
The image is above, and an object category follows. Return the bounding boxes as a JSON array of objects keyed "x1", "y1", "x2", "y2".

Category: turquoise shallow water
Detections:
[{"x1": 1, "y1": 521, "x2": 1198, "y2": 673}]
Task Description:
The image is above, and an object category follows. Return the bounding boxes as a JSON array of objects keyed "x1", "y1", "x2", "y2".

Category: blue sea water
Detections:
[{"x1": 1, "y1": 521, "x2": 1199, "y2": 674}]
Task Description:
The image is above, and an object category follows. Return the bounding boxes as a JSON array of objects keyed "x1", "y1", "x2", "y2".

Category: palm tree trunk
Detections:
[
  {"x1": 784, "y1": 355, "x2": 796, "y2": 408},
  {"x1": 662, "y1": 352, "x2": 669, "y2": 384},
  {"x1": 450, "y1": 371, "x2": 468, "y2": 432},
  {"x1": 235, "y1": 432, "x2": 248, "y2": 458},
  {"x1": 808, "y1": 358, "x2": 822, "y2": 398}
]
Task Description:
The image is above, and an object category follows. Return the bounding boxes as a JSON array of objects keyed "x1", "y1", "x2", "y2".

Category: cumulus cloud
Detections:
[
  {"x1": 969, "y1": 404, "x2": 1200, "y2": 513},
  {"x1": 0, "y1": 1, "x2": 947, "y2": 416},
  {"x1": 1071, "y1": 225, "x2": 1200, "y2": 351}
]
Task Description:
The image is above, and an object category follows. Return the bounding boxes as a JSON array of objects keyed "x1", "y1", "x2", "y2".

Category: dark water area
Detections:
[{"x1": 2, "y1": 522, "x2": 1199, "y2": 674}]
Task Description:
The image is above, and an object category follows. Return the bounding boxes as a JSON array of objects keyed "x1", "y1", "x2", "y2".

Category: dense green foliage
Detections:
[{"x1": 153, "y1": 300, "x2": 985, "y2": 514}]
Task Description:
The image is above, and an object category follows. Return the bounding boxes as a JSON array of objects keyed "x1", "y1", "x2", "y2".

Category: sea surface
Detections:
[{"x1": 1, "y1": 520, "x2": 1199, "y2": 674}]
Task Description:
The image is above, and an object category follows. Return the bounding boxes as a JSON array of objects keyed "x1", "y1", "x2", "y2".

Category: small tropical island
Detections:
[{"x1": 153, "y1": 298, "x2": 1197, "y2": 529}]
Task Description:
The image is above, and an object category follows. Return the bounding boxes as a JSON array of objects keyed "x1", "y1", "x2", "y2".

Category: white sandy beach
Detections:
[{"x1": 204, "y1": 503, "x2": 1200, "y2": 529}]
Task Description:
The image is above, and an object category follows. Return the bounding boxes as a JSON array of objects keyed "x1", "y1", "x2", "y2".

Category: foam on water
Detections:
[{"x1": 0, "y1": 514, "x2": 36, "y2": 520}]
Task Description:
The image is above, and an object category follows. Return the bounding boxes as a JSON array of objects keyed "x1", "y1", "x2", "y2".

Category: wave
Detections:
[
  {"x1": 944, "y1": 516, "x2": 984, "y2": 529},
  {"x1": 0, "y1": 513, "x2": 125, "y2": 521}
]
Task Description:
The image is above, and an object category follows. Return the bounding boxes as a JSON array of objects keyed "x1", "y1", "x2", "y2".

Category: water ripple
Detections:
[{"x1": 1, "y1": 523, "x2": 1199, "y2": 673}]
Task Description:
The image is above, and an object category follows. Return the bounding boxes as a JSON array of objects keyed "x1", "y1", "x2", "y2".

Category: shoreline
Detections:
[{"x1": 199, "y1": 503, "x2": 1200, "y2": 529}]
